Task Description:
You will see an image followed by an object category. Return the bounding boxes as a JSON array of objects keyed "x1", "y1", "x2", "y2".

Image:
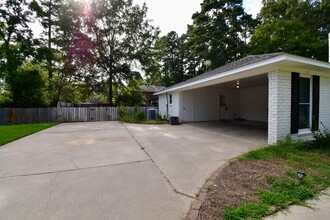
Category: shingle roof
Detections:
[
  {"x1": 161, "y1": 52, "x2": 285, "y2": 92},
  {"x1": 139, "y1": 85, "x2": 166, "y2": 93}
]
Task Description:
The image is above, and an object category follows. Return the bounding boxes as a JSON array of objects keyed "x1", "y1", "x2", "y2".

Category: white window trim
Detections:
[{"x1": 298, "y1": 75, "x2": 312, "y2": 133}]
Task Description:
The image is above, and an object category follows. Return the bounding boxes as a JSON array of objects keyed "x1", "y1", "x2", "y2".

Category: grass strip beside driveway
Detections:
[
  {"x1": 196, "y1": 138, "x2": 330, "y2": 220},
  {"x1": 0, "y1": 123, "x2": 57, "y2": 146}
]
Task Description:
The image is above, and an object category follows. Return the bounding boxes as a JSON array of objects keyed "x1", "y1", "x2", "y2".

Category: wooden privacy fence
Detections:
[{"x1": 0, "y1": 107, "x2": 158, "y2": 124}]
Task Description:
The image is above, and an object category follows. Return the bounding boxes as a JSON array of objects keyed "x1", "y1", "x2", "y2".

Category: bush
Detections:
[
  {"x1": 118, "y1": 106, "x2": 131, "y2": 121},
  {"x1": 118, "y1": 106, "x2": 146, "y2": 123},
  {"x1": 134, "y1": 110, "x2": 146, "y2": 121},
  {"x1": 313, "y1": 123, "x2": 330, "y2": 149}
]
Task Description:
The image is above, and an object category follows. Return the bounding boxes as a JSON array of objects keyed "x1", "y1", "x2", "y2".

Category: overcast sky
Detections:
[{"x1": 134, "y1": 0, "x2": 263, "y2": 35}]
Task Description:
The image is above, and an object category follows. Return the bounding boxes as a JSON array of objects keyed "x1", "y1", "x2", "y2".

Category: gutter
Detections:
[{"x1": 155, "y1": 54, "x2": 330, "y2": 95}]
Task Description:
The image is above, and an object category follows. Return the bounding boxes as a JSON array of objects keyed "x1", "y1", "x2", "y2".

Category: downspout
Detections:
[
  {"x1": 166, "y1": 92, "x2": 169, "y2": 119},
  {"x1": 328, "y1": 33, "x2": 330, "y2": 63}
]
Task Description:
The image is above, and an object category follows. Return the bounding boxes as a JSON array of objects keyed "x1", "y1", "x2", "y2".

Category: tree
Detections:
[
  {"x1": 6, "y1": 63, "x2": 49, "y2": 107},
  {"x1": 156, "y1": 31, "x2": 183, "y2": 86},
  {"x1": 151, "y1": 31, "x2": 199, "y2": 87},
  {"x1": 115, "y1": 80, "x2": 145, "y2": 106},
  {"x1": 187, "y1": 0, "x2": 257, "y2": 70},
  {"x1": 31, "y1": 0, "x2": 61, "y2": 81},
  {"x1": 249, "y1": 0, "x2": 330, "y2": 61},
  {"x1": 47, "y1": 0, "x2": 97, "y2": 105},
  {"x1": 0, "y1": 0, "x2": 35, "y2": 80},
  {"x1": 90, "y1": 0, "x2": 158, "y2": 105}
]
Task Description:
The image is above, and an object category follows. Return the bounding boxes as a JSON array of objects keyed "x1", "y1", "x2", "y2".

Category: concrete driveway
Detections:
[{"x1": 0, "y1": 121, "x2": 265, "y2": 220}]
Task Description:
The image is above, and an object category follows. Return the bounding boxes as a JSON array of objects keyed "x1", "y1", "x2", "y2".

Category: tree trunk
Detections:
[
  {"x1": 108, "y1": 73, "x2": 113, "y2": 105},
  {"x1": 48, "y1": 0, "x2": 53, "y2": 80},
  {"x1": 108, "y1": 45, "x2": 114, "y2": 105}
]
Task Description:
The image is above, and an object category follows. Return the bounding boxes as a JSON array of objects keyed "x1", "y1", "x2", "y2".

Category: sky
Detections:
[
  {"x1": 30, "y1": 0, "x2": 263, "y2": 37},
  {"x1": 134, "y1": 0, "x2": 263, "y2": 35}
]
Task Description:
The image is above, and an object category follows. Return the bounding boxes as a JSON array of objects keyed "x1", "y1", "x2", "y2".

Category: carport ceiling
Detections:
[{"x1": 210, "y1": 74, "x2": 268, "y2": 89}]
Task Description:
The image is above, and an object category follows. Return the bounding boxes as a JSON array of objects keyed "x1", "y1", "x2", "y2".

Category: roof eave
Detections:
[{"x1": 155, "y1": 54, "x2": 330, "y2": 96}]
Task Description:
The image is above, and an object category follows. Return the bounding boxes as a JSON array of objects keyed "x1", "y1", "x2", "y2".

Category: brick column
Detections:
[{"x1": 268, "y1": 71, "x2": 292, "y2": 144}]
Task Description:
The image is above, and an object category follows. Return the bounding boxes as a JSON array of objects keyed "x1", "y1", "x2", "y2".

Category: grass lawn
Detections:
[
  {"x1": 197, "y1": 137, "x2": 330, "y2": 220},
  {"x1": 0, "y1": 123, "x2": 57, "y2": 146}
]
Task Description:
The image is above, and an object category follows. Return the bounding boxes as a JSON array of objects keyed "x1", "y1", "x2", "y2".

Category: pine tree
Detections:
[{"x1": 188, "y1": 0, "x2": 257, "y2": 70}]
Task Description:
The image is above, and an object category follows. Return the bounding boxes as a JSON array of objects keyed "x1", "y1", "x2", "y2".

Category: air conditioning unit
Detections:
[{"x1": 147, "y1": 109, "x2": 158, "y2": 120}]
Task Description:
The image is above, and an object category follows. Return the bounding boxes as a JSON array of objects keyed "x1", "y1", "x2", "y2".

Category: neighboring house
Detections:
[
  {"x1": 155, "y1": 53, "x2": 330, "y2": 144},
  {"x1": 139, "y1": 85, "x2": 165, "y2": 106}
]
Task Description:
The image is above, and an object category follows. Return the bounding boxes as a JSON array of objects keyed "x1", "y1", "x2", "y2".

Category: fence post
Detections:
[{"x1": 10, "y1": 108, "x2": 16, "y2": 124}]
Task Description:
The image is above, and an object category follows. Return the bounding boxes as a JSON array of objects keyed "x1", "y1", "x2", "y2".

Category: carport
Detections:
[
  {"x1": 180, "y1": 74, "x2": 268, "y2": 124},
  {"x1": 156, "y1": 53, "x2": 330, "y2": 144}
]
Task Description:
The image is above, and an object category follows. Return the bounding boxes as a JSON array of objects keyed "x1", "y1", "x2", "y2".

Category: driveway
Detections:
[{"x1": 0, "y1": 121, "x2": 265, "y2": 220}]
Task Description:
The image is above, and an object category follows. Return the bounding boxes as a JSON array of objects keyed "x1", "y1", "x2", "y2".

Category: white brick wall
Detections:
[
  {"x1": 319, "y1": 76, "x2": 330, "y2": 130},
  {"x1": 268, "y1": 71, "x2": 292, "y2": 144}
]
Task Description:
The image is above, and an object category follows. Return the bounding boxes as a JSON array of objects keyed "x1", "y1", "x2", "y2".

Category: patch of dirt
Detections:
[{"x1": 196, "y1": 160, "x2": 291, "y2": 220}]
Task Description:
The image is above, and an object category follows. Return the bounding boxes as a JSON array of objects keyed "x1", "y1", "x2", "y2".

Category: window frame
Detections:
[{"x1": 298, "y1": 75, "x2": 312, "y2": 133}]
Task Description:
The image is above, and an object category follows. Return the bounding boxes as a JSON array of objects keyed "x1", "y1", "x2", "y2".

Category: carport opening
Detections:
[
  {"x1": 217, "y1": 74, "x2": 268, "y2": 124},
  {"x1": 182, "y1": 74, "x2": 268, "y2": 144}
]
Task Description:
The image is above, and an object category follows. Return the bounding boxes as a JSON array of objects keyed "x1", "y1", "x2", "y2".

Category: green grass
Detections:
[
  {"x1": 223, "y1": 137, "x2": 330, "y2": 220},
  {"x1": 0, "y1": 123, "x2": 57, "y2": 146},
  {"x1": 223, "y1": 203, "x2": 270, "y2": 220}
]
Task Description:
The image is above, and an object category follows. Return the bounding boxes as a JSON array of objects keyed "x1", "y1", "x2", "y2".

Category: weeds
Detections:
[
  {"x1": 118, "y1": 106, "x2": 166, "y2": 124},
  {"x1": 223, "y1": 203, "x2": 270, "y2": 220},
  {"x1": 313, "y1": 122, "x2": 330, "y2": 149},
  {"x1": 222, "y1": 130, "x2": 330, "y2": 220}
]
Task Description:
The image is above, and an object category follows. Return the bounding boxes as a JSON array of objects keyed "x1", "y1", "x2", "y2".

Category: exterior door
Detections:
[
  {"x1": 219, "y1": 95, "x2": 228, "y2": 121},
  {"x1": 89, "y1": 107, "x2": 96, "y2": 121},
  {"x1": 183, "y1": 92, "x2": 194, "y2": 122}
]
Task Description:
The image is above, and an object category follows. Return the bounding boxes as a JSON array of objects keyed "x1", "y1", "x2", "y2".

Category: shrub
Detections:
[
  {"x1": 118, "y1": 106, "x2": 131, "y2": 121},
  {"x1": 118, "y1": 106, "x2": 146, "y2": 123},
  {"x1": 134, "y1": 110, "x2": 146, "y2": 121},
  {"x1": 313, "y1": 123, "x2": 330, "y2": 149}
]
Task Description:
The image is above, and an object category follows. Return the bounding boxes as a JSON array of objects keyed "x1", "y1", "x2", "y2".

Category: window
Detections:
[
  {"x1": 169, "y1": 94, "x2": 172, "y2": 104},
  {"x1": 219, "y1": 95, "x2": 226, "y2": 107},
  {"x1": 298, "y1": 77, "x2": 310, "y2": 129}
]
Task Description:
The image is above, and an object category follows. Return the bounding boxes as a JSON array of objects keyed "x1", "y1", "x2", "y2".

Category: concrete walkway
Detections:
[
  {"x1": 265, "y1": 188, "x2": 330, "y2": 220},
  {"x1": 0, "y1": 121, "x2": 263, "y2": 220}
]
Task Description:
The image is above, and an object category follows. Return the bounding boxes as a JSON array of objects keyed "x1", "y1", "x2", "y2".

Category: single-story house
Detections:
[
  {"x1": 155, "y1": 53, "x2": 330, "y2": 144},
  {"x1": 139, "y1": 85, "x2": 165, "y2": 106}
]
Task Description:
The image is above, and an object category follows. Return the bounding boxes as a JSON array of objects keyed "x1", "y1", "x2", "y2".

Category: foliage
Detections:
[
  {"x1": 150, "y1": 32, "x2": 199, "y2": 87},
  {"x1": 249, "y1": 0, "x2": 330, "y2": 61},
  {"x1": 118, "y1": 106, "x2": 145, "y2": 123},
  {"x1": 0, "y1": 0, "x2": 35, "y2": 82},
  {"x1": 114, "y1": 79, "x2": 145, "y2": 106},
  {"x1": 313, "y1": 123, "x2": 330, "y2": 149},
  {"x1": 115, "y1": 90, "x2": 144, "y2": 106},
  {"x1": 3, "y1": 0, "x2": 328, "y2": 107},
  {"x1": 118, "y1": 106, "x2": 166, "y2": 124},
  {"x1": 90, "y1": 0, "x2": 159, "y2": 104},
  {"x1": 187, "y1": 0, "x2": 258, "y2": 70},
  {"x1": 6, "y1": 62, "x2": 50, "y2": 107},
  {"x1": 224, "y1": 137, "x2": 330, "y2": 219},
  {"x1": 118, "y1": 106, "x2": 131, "y2": 121},
  {"x1": 133, "y1": 106, "x2": 146, "y2": 121},
  {"x1": 0, "y1": 123, "x2": 57, "y2": 146},
  {"x1": 31, "y1": 0, "x2": 61, "y2": 81},
  {"x1": 0, "y1": 90, "x2": 11, "y2": 107}
]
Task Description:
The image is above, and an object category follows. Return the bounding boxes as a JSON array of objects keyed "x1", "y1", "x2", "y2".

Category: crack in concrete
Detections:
[
  {"x1": 54, "y1": 152, "x2": 79, "y2": 169},
  {"x1": 122, "y1": 123, "x2": 197, "y2": 200},
  {"x1": 46, "y1": 173, "x2": 58, "y2": 211},
  {"x1": 0, "y1": 159, "x2": 151, "y2": 180},
  {"x1": 40, "y1": 127, "x2": 126, "y2": 135}
]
